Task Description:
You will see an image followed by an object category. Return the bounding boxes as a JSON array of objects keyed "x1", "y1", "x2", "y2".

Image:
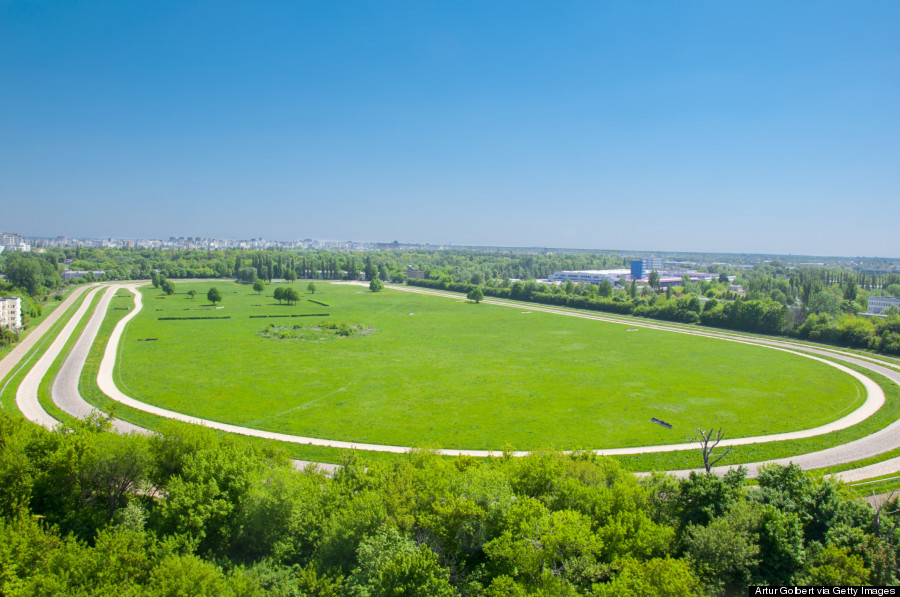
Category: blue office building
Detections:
[
  {"x1": 630, "y1": 260, "x2": 644, "y2": 280},
  {"x1": 630, "y1": 256, "x2": 663, "y2": 280}
]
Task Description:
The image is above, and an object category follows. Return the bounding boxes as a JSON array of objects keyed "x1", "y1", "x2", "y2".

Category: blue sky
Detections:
[{"x1": 2, "y1": 1, "x2": 898, "y2": 256}]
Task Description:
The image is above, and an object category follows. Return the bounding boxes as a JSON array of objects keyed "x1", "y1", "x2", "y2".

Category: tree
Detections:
[
  {"x1": 629, "y1": 279, "x2": 637, "y2": 299},
  {"x1": 364, "y1": 256, "x2": 377, "y2": 282},
  {"x1": 797, "y1": 544, "x2": 870, "y2": 586},
  {"x1": 273, "y1": 287, "x2": 285, "y2": 304},
  {"x1": 593, "y1": 557, "x2": 705, "y2": 597},
  {"x1": 719, "y1": 272, "x2": 730, "y2": 284},
  {"x1": 237, "y1": 267, "x2": 257, "y2": 285},
  {"x1": 467, "y1": 287, "x2": 484, "y2": 303},
  {"x1": 188, "y1": 289, "x2": 197, "y2": 300},
  {"x1": 252, "y1": 279, "x2": 265, "y2": 295},
  {"x1": 307, "y1": 281, "x2": 317, "y2": 294},
  {"x1": 598, "y1": 279, "x2": 613, "y2": 298},
  {"x1": 564, "y1": 280, "x2": 575, "y2": 295},
  {"x1": 284, "y1": 269, "x2": 296, "y2": 284},
  {"x1": 695, "y1": 427, "x2": 732, "y2": 473},
  {"x1": 283, "y1": 288, "x2": 299, "y2": 305},
  {"x1": 369, "y1": 278, "x2": 384, "y2": 292},
  {"x1": 151, "y1": 272, "x2": 160, "y2": 288},
  {"x1": 346, "y1": 526, "x2": 454, "y2": 597},
  {"x1": 150, "y1": 554, "x2": 231, "y2": 596},
  {"x1": 207, "y1": 288, "x2": 222, "y2": 305},
  {"x1": 2, "y1": 253, "x2": 60, "y2": 295},
  {"x1": 649, "y1": 270, "x2": 660, "y2": 292},
  {"x1": 808, "y1": 290, "x2": 841, "y2": 317},
  {"x1": 682, "y1": 500, "x2": 761, "y2": 594},
  {"x1": 1, "y1": 329, "x2": 17, "y2": 346},
  {"x1": 161, "y1": 280, "x2": 175, "y2": 295}
]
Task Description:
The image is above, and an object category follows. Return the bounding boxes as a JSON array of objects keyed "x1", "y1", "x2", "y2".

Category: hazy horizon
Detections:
[{"x1": 2, "y1": 2, "x2": 898, "y2": 256}]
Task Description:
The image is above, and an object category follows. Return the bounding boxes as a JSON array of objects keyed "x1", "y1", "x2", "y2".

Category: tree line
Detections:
[
  {"x1": 407, "y1": 272, "x2": 900, "y2": 355},
  {"x1": 0, "y1": 411, "x2": 895, "y2": 595},
  {"x1": 5, "y1": 247, "x2": 900, "y2": 354}
]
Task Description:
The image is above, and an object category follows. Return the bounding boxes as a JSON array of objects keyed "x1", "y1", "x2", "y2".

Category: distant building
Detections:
[
  {"x1": 406, "y1": 266, "x2": 426, "y2": 280},
  {"x1": 868, "y1": 297, "x2": 900, "y2": 315},
  {"x1": 0, "y1": 232, "x2": 29, "y2": 252},
  {"x1": 630, "y1": 256, "x2": 663, "y2": 280},
  {"x1": 62, "y1": 270, "x2": 105, "y2": 282},
  {"x1": 0, "y1": 297, "x2": 22, "y2": 330},
  {"x1": 630, "y1": 260, "x2": 643, "y2": 280},
  {"x1": 549, "y1": 269, "x2": 630, "y2": 285}
]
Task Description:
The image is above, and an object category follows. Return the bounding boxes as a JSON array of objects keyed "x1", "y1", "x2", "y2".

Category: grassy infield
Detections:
[{"x1": 5, "y1": 280, "x2": 900, "y2": 481}]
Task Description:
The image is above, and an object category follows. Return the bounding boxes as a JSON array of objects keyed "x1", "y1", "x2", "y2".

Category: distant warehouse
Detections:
[
  {"x1": 868, "y1": 297, "x2": 900, "y2": 315},
  {"x1": 548, "y1": 269, "x2": 631, "y2": 285}
]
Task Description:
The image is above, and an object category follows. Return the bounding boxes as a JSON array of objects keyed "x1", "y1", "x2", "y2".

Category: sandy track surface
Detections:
[
  {"x1": 52, "y1": 285, "x2": 145, "y2": 434},
  {"x1": 15, "y1": 286, "x2": 104, "y2": 428}
]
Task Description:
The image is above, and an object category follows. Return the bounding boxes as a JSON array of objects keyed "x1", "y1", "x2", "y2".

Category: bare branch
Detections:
[{"x1": 694, "y1": 427, "x2": 732, "y2": 473}]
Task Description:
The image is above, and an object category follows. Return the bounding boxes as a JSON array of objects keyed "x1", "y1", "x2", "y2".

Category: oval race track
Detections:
[{"x1": 7, "y1": 281, "x2": 900, "y2": 480}]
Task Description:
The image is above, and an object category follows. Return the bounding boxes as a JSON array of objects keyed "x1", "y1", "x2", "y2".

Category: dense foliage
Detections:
[{"x1": 0, "y1": 412, "x2": 896, "y2": 595}]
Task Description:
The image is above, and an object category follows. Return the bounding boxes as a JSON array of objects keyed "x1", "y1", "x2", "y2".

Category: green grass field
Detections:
[{"x1": 115, "y1": 281, "x2": 863, "y2": 451}]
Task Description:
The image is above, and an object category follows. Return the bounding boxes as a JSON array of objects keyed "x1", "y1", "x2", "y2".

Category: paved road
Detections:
[{"x1": 11, "y1": 281, "x2": 900, "y2": 480}]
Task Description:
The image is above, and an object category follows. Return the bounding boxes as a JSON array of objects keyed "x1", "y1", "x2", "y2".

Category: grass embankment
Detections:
[
  {"x1": 112, "y1": 282, "x2": 860, "y2": 452},
  {"x1": 845, "y1": 474, "x2": 900, "y2": 498}
]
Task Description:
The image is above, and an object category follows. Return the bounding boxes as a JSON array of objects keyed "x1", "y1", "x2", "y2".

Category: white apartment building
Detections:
[
  {"x1": 0, "y1": 297, "x2": 22, "y2": 330},
  {"x1": 0, "y1": 233, "x2": 29, "y2": 252},
  {"x1": 867, "y1": 296, "x2": 900, "y2": 315}
]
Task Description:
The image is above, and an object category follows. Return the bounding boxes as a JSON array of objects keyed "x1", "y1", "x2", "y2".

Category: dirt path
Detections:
[{"x1": 52, "y1": 285, "x2": 145, "y2": 434}]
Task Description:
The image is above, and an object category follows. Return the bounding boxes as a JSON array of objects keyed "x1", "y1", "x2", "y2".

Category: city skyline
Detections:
[
  {"x1": 6, "y1": 230, "x2": 900, "y2": 263},
  {"x1": 2, "y1": 2, "x2": 898, "y2": 256}
]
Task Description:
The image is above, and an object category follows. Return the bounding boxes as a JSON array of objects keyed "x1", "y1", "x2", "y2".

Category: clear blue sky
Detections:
[{"x1": 2, "y1": 1, "x2": 898, "y2": 256}]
